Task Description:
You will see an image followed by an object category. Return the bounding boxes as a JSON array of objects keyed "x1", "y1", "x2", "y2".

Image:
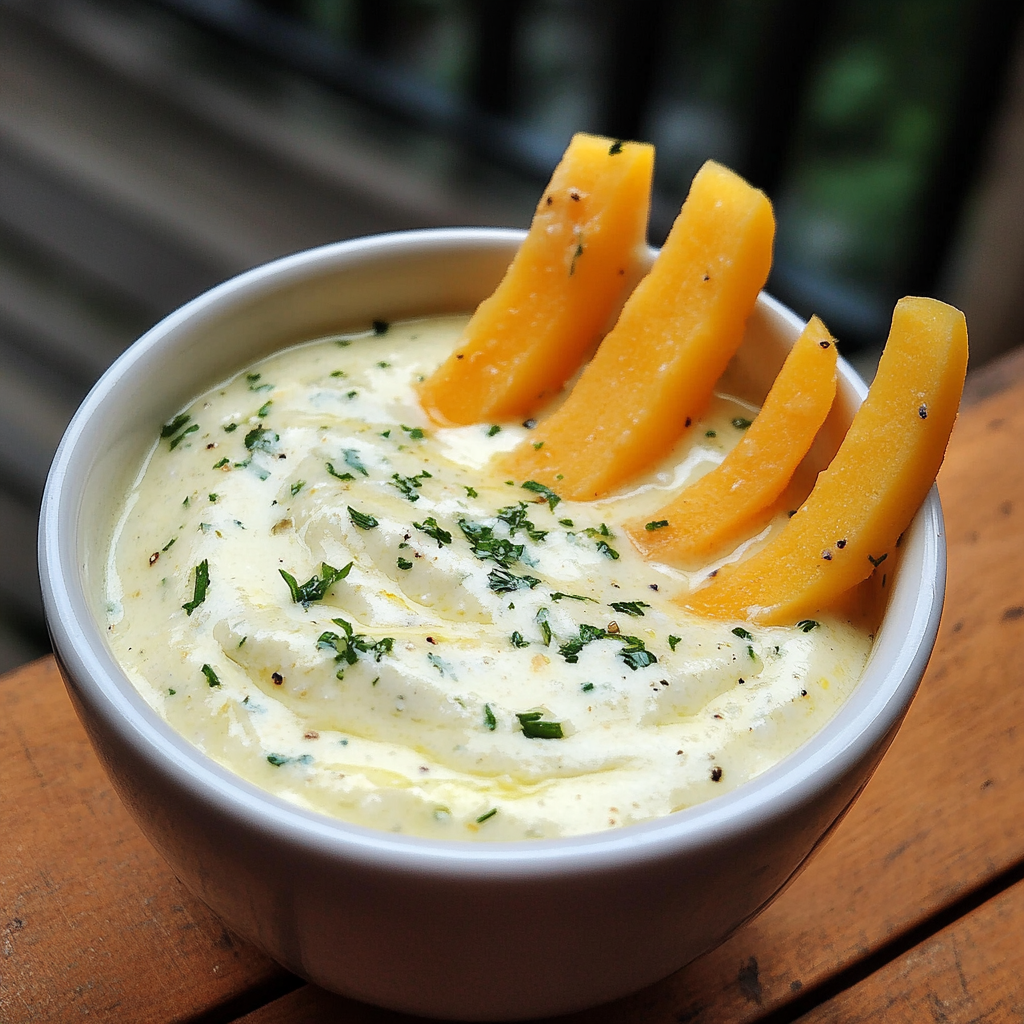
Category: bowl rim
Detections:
[{"x1": 39, "y1": 226, "x2": 945, "y2": 877}]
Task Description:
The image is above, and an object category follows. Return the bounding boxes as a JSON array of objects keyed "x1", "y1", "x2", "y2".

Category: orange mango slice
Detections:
[
  {"x1": 627, "y1": 315, "x2": 837, "y2": 566},
  {"x1": 503, "y1": 160, "x2": 774, "y2": 500},
  {"x1": 418, "y1": 133, "x2": 654, "y2": 425},
  {"x1": 683, "y1": 296, "x2": 968, "y2": 624}
]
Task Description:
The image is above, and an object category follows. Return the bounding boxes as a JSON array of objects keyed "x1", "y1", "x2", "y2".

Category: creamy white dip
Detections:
[{"x1": 106, "y1": 316, "x2": 872, "y2": 840}]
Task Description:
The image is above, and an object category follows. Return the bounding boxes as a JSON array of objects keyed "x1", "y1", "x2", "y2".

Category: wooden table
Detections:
[{"x1": 6, "y1": 352, "x2": 1024, "y2": 1024}]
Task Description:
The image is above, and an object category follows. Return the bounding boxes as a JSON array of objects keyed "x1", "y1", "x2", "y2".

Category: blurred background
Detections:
[{"x1": 2, "y1": 0, "x2": 1023, "y2": 670}]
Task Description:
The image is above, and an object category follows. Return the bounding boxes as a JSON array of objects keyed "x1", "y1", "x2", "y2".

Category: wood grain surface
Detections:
[
  {"x1": 4, "y1": 377, "x2": 1024, "y2": 1024},
  {"x1": 800, "y1": 879, "x2": 1024, "y2": 1022},
  {"x1": 0, "y1": 658, "x2": 293, "y2": 1023}
]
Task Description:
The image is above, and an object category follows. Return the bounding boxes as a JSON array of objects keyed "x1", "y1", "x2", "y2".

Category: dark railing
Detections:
[{"x1": 143, "y1": 0, "x2": 1024, "y2": 352}]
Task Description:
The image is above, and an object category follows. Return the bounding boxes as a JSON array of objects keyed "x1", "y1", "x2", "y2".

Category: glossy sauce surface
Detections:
[{"x1": 106, "y1": 316, "x2": 871, "y2": 840}]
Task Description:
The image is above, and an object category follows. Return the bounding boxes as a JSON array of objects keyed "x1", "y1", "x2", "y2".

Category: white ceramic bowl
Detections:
[{"x1": 39, "y1": 229, "x2": 945, "y2": 1020}]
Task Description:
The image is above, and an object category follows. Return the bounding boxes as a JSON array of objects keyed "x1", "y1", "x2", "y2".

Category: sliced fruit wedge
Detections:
[
  {"x1": 628, "y1": 315, "x2": 837, "y2": 566},
  {"x1": 683, "y1": 296, "x2": 968, "y2": 624},
  {"x1": 502, "y1": 160, "x2": 774, "y2": 500},
  {"x1": 418, "y1": 133, "x2": 654, "y2": 425}
]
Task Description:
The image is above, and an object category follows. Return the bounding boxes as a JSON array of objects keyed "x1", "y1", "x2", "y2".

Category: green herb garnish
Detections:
[
  {"x1": 401, "y1": 424, "x2": 425, "y2": 439},
  {"x1": 161, "y1": 412, "x2": 190, "y2": 438},
  {"x1": 290, "y1": 480, "x2": 305, "y2": 497},
  {"x1": 414, "y1": 517, "x2": 452, "y2": 546},
  {"x1": 182, "y1": 559, "x2": 209, "y2": 615},
  {"x1": 342, "y1": 449, "x2": 368, "y2": 476},
  {"x1": 496, "y1": 502, "x2": 547, "y2": 542},
  {"x1": 645, "y1": 520, "x2": 669, "y2": 531},
  {"x1": 551, "y1": 592, "x2": 597, "y2": 603},
  {"x1": 732, "y1": 627, "x2": 753, "y2": 640},
  {"x1": 521, "y1": 480, "x2": 561, "y2": 510},
  {"x1": 465, "y1": 486, "x2": 478, "y2": 498},
  {"x1": 244, "y1": 427, "x2": 278, "y2": 452},
  {"x1": 391, "y1": 470, "x2": 432, "y2": 501},
  {"x1": 609, "y1": 601, "x2": 650, "y2": 617},
  {"x1": 558, "y1": 623, "x2": 611, "y2": 663},
  {"x1": 427, "y1": 652, "x2": 454, "y2": 677},
  {"x1": 558, "y1": 623, "x2": 657, "y2": 670},
  {"x1": 279, "y1": 562, "x2": 352, "y2": 606},
  {"x1": 267, "y1": 753, "x2": 291, "y2": 767},
  {"x1": 397, "y1": 556, "x2": 413, "y2": 570},
  {"x1": 487, "y1": 424, "x2": 501, "y2": 437},
  {"x1": 510, "y1": 631, "x2": 530, "y2": 648},
  {"x1": 372, "y1": 319, "x2": 389, "y2": 335},
  {"x1": 169, "y1": 423, "x2": 199, "y2": 450},
  {"x1": 348, "y1": 507, "x2": 378, "y2": 530},
  {"x1": 797, "y1": 620, "x2": 820, "y2": 632},
  {"x1": 484, "y1": 704, "x2": 497, "y2": 731},
  {"x1": 213, "y1": 457, "x2": 229, "y2": 469},
  {"x1": 476, "y1": 807, "x2": 498, "y2": 823},
  {"x1": 732, "y1": 417, "x2": 753, "y2": 430},
  {"x1": 516, "y1": 711, "x2": 563, "y2": 739},
  {"x1": 536, "y1": 607, "x2": 552, "y2": 646},
  {"x1": 326, "y1": 462, "x2": 354, "y2": 481},
  {"x1": 668, "y1": 635, "x2": 681, "y2": 651},
  {"x1": 459, "y1": 520, "x2": 524, "y2": 568},
  {"x1": 487, "y1": 567, "x2": 541, "y2": 594},
  {"x1": 317, "y1": 617, "x2": 394, "y2": 668},
  {"x1": 201, "y1": 663, "x2": 221, "y2": 688},
  {"x1": 581, "y1": 682, "x2": 594, "y2": 692},
  {"x1": 618, "y1": 637, "x2": 657, "y2": 670},
  {"x1": 245, "y1": 374, "x2": 273, "y2": 394}
]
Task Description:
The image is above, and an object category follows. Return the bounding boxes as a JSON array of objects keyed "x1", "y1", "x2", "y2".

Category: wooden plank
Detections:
[
  {"x1": 0, "y1": 658, "x2": 292, "y2": 1023},
  {"x1": 798, "y1": 878, "x2": 1024, "y2": 1022}
]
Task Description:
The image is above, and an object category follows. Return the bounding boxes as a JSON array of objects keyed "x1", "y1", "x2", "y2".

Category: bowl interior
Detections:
[{"x1": 41, "y1": 227, "x2": 942, "y2": 867}]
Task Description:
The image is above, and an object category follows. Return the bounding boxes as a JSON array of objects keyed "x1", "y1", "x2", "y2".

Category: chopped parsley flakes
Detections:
[
  {"x1": 244, "y1": 427, "x2": 278, "y2": 452},
  {"x1": 558, "y1": 623, "x2": 657, "y2": 671},
  {"x1": 487, "y1": 567, "x2": 541, "y2": 593},
  {"x1": 414, "y1": 517, "x2": 452, "y2": 546},
  {"x1": 182, "y1": 559, "x2": 209, "y2": 615},
  {"x1": 516, "y1": 711, "x2": 563, "y2": 739},
  {"x1": 391, "y1": 470, "x2": 432, "y2": 501},
  {"x1": 348, "y1": 506, "x2": 378, "y2": 530},
  {"x1": 343, "y1": 449, "x2": 368, "y2": 476},
  {"x1": 459, "y1": 519, "x2": 524, "y2": 568},
  {"x1": 609, "y1": 601, "x2": 650, "y2": 617},
  {"x1": 521, "y1": 480, "x2": 561, "y2": 510},
  {"x1": 160, "y1": 412, "x2": 190, "y2": 438},
  {"x1": 317, "y1": 617, "x2": 394, "y2": 672},
  {"x1": 279, "y1": 562, "x2": 352, "y2": 606},
  {"x1": 169, "y1": 423, "x2": 199, "y2": 450}
]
